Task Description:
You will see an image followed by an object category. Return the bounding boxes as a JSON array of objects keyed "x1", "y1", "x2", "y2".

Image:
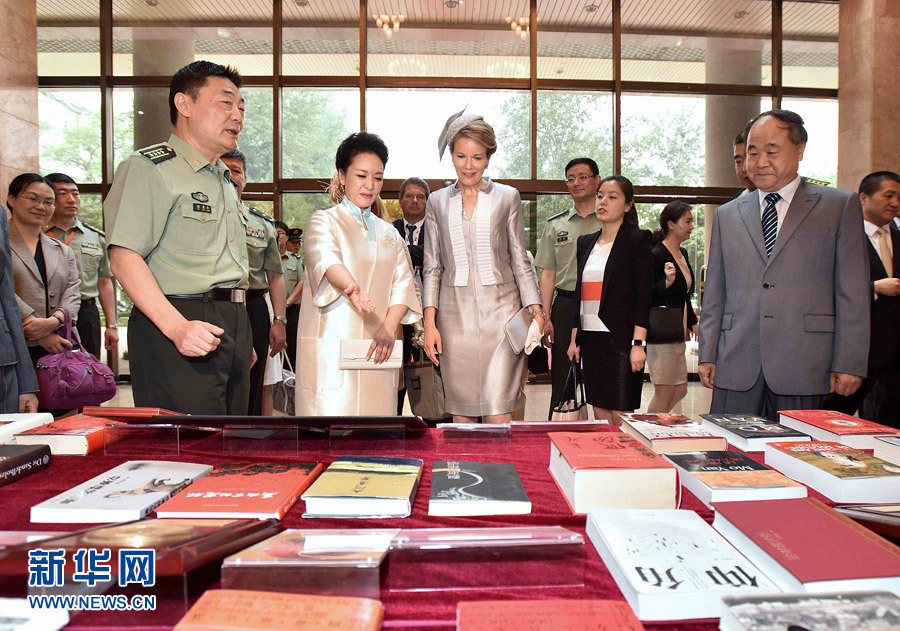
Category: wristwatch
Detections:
[
  {"x1": 106, "y1": 323, "x2": 118, "y2": 329},
  {"x1": 631, "y1": 339, "x2": 646, "y2": 347},
  {"x1": 273, "y1": 315, "x2": 288, "y2": 324}
]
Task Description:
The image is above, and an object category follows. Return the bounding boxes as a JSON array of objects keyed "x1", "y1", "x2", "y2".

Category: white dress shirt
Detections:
[
  {"x1": 402, "y1": 218, "x2": 424, "y2": 245},
  {"x1": 757, "y1": 175, "x2": 802, "y2": 233},
  {"x1": 864, "y1": 220, "x2": 894, "y2": 261}
]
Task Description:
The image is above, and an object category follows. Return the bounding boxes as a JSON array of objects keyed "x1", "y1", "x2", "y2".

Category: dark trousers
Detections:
[
  {"x1": 824, "y1": 366, "x2": 900, "y2": 428},
  {"x1": 246, "y1": 293, "x2": 270, "y2": 416},
  {"x1": 285, "y1": 304, "x2": 300, "y2": 370},
  {"x1": 547, "y1": 293, "x2": 577, "y2": 419},
  {"x1": 76, "y1": 299, "x2": 101, "y2": 359},
  {"x1": 128, "y1": 298, "x2": 252, "y2": 415},
  {"x1": 710, "y1": 369, "x2": 827, "y2": 423},
  {"x1": 397, "y1": 323, "x2": 421, "y2": 414}
]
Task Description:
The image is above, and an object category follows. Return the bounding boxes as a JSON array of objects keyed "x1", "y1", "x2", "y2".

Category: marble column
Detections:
[
  {"x1": 0, "y1": 0, "x2": 38, "y2": 196},
  {"x1": 132, "y1": 39, "x2": 194, "y2": 150},
  {"x1": 838, "y1": 0, "x2": 900, "y2": 191}
]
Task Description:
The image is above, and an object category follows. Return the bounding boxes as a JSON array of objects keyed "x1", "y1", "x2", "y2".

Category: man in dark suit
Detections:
[
  {"x1": 824, "y1": 171, "x2": 900, "y2": 425},
  {"x1": 699, "y1": 110, "x2": 870, "y2": 421},
  {"x1": 393, "y1": 177, "x2": 429, "y2": 414}
]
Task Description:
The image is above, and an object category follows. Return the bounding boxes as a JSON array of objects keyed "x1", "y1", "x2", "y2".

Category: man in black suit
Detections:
[
  {"x1": 824, "y1": 171, "x2": 900, "y2": 425},
  {"x1": 393, "y1": 177, "x2": 429, "y2": 413}
]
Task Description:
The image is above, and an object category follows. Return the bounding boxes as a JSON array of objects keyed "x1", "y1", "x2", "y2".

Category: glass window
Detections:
[
  {"x1": 621, "y1": 0, "x2": 771, "y2": 85},
  {"x1": 38, "y1": 1, "x2": 100, "y2": 76},
  {"x1": 366, "y1": 89, "x2": 530, "y2": 180},
  {"x1": 367, "y1": 1, "x2": 530, "y2": 78},
  {"x1": 112, "y1": 88, "x2": 170, "y2": 168},
  {"x1": 281, "y1": 88, "x2": 360, "y2": 179},
  {"x1": 782, "y1": 98, "x2": 838, "y2": 186},
  {"x1": 39, "y1": 90, "x2": 102, "y2": 183},
  {"x1": 113, "y1": 0, "x2": 273, "y2": 76},
  {"x1": 783, "y1": 1, "x2": 838, "y2": 90},
  {"x1": 283, "y1": 0, "x2": 358, "y2": 76},
  {"x1": 237, "y1": 88, "x2": 273, "y2": 183},
  {"x1": 537, "y1": 91, "x2": 613, "y2": 180},
  {"x1": 282, "y1": 192, "x2": 334, "y2": 234},
  {"x1": 538, "y1": 0, "x2": 612, "y2": 81}
]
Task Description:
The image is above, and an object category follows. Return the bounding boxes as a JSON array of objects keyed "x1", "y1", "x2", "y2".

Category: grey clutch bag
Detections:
[{"x1": 504, "y1": 307, "x2": 533, "y2": 355}]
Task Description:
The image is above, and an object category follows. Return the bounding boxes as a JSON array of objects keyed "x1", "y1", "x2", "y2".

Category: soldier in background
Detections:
[{"x1": 283, "y1": 227, "x2": 304, "y2": 369}]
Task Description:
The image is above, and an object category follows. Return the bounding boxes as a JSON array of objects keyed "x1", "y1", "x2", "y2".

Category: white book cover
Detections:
[
  {"x1": 585, "y1": 508, "x2": 779, "y2": 621},
  {"x1": 0, "y1": 413, "x2": 54, "y2": 444},
  {"x1": 31, "y1": 460, "x2": 212, "y2": 523},
  {"x1": 0, "y1": 597, "x2": 68, "y2": 631}
]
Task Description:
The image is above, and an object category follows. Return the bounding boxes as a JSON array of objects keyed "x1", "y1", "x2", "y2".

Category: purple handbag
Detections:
[{"x1": 34, "y1": 310, "x2": 116, "y2": 409}]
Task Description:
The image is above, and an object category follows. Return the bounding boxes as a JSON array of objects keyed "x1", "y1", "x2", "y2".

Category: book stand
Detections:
[
  {"x1": 221, "y1": 425, "x2": 302, "y2": 457},
  {"x1": 103, "y1": 423, "x2": 184, "y2": 456},
  {"x1": 435, "y1": 423, "x2": 512, "y2": 455},
  {"x1": 328, "y1": 424, "x2": 406, "y2": 455}
]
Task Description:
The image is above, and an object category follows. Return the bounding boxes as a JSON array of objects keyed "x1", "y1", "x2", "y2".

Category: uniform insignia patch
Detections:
[
  {"x1": 191, "y1": 192, "x2": 209, "y2": 203},
  {"x1": 81, "y1": 242, "x2": 99, "y2": 251},
  {"x1": 138, "y1": 145, "x2": 176, "y2": 164},
  {"x1": 193, "y1": 203, "x2": 212, "y2": 214},
  {"x1": 245, "y1": 226, "x2": 266, "y2": 239}
]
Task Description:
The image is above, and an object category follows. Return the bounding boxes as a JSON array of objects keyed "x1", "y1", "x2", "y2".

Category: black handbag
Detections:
[
  {"x1": 646, "y1": 306, "x2": 685, "y2": 344},
  {"x1": 550, "y1": 360, "x2": 588, "y2": 421},
  {"x1": 527, "y1": 344, "x2": 550, "y2": 375},
  {"x1": 404, "y1": 359, "x2": 451, "y2": 421}
]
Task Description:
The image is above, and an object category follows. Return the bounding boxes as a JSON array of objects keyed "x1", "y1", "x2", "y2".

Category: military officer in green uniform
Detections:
[
  {"x1": 282, "y1": 227, "x2": 304, "y2": 367},
  {"x1": 45, "y1": 173, "x2": 118, "y2": 360},
  {"x1": 104, "y1": 61, "x2": 253, "y2": 415},
  {"x1": 221, "y1": 149, "x2": 286, "y2": 415},
  {"x1": 534, "y1": 157, "x2": 602, "y2": 418}
]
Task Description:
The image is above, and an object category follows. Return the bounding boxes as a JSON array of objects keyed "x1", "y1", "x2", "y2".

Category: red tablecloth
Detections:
[{"x1": 0, "y1": 426, "x2": 830, "y2": 631}]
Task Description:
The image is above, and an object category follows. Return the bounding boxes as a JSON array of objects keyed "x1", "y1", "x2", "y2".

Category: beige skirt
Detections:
[{"x1": 647, "y1": 341, "x2": 687, "y2": 386}]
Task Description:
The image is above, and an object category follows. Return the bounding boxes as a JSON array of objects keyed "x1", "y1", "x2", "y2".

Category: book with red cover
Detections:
[
  {"x1": 548, "y1": 432, "x2": 676, "y2": 514},
  {"x1": 457, "y1": 599, "x2": 645, "y2": 631},
  {"x1": 712, "y1": 497, "x2": 900, "y2": 594},
  {"x1": 13, "y1": 414, "x2": 123, "y2": 455},
  {"x1": 81, "y1": 406, "x2": 183, "y2": 421},
  {"x1": 779, "y1": 409, "x2": 899, "y2": 450},
  {"x1": 156, "y1": 462, "x2": 323, "y2": 520}
]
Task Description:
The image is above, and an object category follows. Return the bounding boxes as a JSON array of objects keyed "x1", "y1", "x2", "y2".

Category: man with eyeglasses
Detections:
[
  {"x1": 44, "y1": 173, "x2": 118, "y2": 361},
  {"x1": 534, "y1": 158, "x2": 601, "y2": 418}
]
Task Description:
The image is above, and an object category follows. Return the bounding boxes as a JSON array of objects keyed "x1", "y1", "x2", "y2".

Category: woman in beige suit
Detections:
[
  {"x1": 295, "y1": 133, "x2": 421, "y2": 416},
  {"x1": 423, "y1": 116, "x2": 543, "y2": 423},
  {"x1": 7, "y1": 174, "x2": 80, "y2": 365}
]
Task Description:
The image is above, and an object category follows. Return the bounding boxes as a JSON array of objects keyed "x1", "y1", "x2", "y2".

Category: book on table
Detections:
[
  {"x1": 0, "y1": 597, "x2": 68, "y2": 630},
  {"x1": 300, "y1": 455, "x2": 423, "y2": 518},
  {"x1": 173, "y1": 589, "x2": 384, "y2": 631},
  {"x1": 778, "y1": 409, "x2": 900, "y2": 450},
  {"x1": 699, "y1": 413, "x2": 809, "y2": 452},
  {"x1": 834, "y1": 504, "x2": 900, "y2": 542},
  {"x1": 875, "y1": 435, "x2": 900, "y2": 466},
  {"x1": 712, "y1": 497, "x2": 900, "y2": 595},
  {"x1": 30, "y1": 460, "x2": 212, "y2": 523},
  {"x1": 618, "y1": 413, "x2": 728, "y2": 453},
  {"x1": 0, "y1": 413, "x2": 53, "y2": 444},
  {"x1": 720, "y1": 591, "x2": 900, "y2": 631},
  {"x1": 429, "y1": 460, "x2": 530, "y2": 516},
  {"x1": 548, "y1": 432, "x2": 676, "y2": 514},
  {"x1": 0, "y1": 444, "x2": 50, "y2": 488},
  {"x1": 764, "y1": 440, "x2": 900, "y2": 503},
  {"x1": 585, "y1": 507, "x2": 780, "y2": 621},
  {"x1": 456, "y1": 599, "x2": 645, "y2": 631},
  {"x1": 13, "y1": 413, "x2": 124, "y2": 455},
  {"x1": 662, "y1": 451, "x2": 806, "y2": 508},
  {"x1": 155, "y1": 462, "x2": 323, "y2": 520}
]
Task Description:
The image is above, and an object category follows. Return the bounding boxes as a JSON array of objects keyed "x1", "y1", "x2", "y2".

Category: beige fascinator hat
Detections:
[{"x1": 438, "y1": 107, "x2": 484, "y2": 159}]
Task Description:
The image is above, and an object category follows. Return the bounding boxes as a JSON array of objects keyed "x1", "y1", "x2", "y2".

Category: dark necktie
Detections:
[
  {"x1": 762, "y1": 192, "x2": 781, "y2": 258},
  {"x1": 406, "y1": 224, "x2": 416, "y2": 245}
]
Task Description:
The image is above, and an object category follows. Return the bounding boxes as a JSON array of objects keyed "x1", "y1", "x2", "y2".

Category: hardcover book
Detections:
[
  {"x1": 720, "y1": 591, "x2": 900, "y2": 631},
  {"x1": 712, "y1": 497, "x2": 900, "y2": 594},
  {"x1": 13, "y1": 414, "x2": 123, "y2": 455},
  {"x1": 699, "y1": 413, "x2": 809, "y2": 452},
  {"x1": 81, "y1": 406, "x2": 183, "y2": 421},
  {"x1": 457, "y1": 599, "x2": 645, "y2": 631},
  {"x1": 31, "y1": 460, "x2": 212, "y2": 523},
  {"x1": 585, "y1": 508, "x2": 779, "y2": 621},
  {"x1": 429, "y1": 461, "x2": 531, "y2": 516},
  {"x1": 173, "y1": 589, "x2": 384, "y2": 631},
  {"x1": 0, "y1": 413, "x2": 54, "y2": 444},
  {"x1": 548, "y1": 432, "x2": 676, "y2": 514},
  {"x1": 875, "y1": 435, "x2": 900, "y2": 466},
  {"x1": 618, "y1": 413, "x2": 727, "y2": 453},
  {"x1": 663, "y1": 451, "x2": 806, "y2": 508},
  {"x1": 301, "y1": 456, "x2": 423, "y2": 518},
  {"x1": 779, "y1": 409, "x2": 899, "y2": 450},
  {"x1": 835, "y1": 504, "x2": 900, "y2": 542},
  {"x1": 156, "y1": 462, "x2": 323, "y2": 520},
  {"x1": 0, "y1": 444, "x2": 51, "y2": 488},
  {"x1": 764, "y1": 440, "x2": 900, "y2": 503}
]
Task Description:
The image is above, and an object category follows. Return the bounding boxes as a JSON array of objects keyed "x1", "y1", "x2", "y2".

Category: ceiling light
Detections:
[
  {"x1": 217, "y1": 28, "x2": 231, "y2": 38},
  {"x1": 141, "y1": 0, "x2": 158, "y2": 6},
  {"x1": 583, "y1": 3, "x2": 599, "y2": 12},
  {"x1": 734, "y1": 10, "x2": 749, "y2": 19},
  {"x1": 444, "y1": 0, "x2": 461, "y2": 8},
  {"x1": 294, "y1": 0, "x2": 309, "y2": 6}
]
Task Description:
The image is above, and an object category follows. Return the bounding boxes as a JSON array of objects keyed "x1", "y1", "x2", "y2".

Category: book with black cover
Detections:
[
  {"x1": 699, "y1": 413, "x2": 809, "y2": 452},
  {"x1": 429, "y1": 461, "x2": 531, "y2": 516},
  {"x1": 0, "y1": 444, "x2": 50, "y2": 488}
]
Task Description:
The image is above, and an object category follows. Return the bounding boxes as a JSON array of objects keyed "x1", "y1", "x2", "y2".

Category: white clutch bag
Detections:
[{"x1": 339, "y1": 339, "x2": 403, "y2": 369}]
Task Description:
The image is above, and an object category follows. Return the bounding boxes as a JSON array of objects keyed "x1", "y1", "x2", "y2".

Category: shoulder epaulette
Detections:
[
  {"x1": 248, "y1": 206, "x2": 275, "y2": 224},
  {"x1": 81, "y1": 221, "x2": 105, "y2": 237},
  {"x1": 547, "y1": 210, "x2": 569, "y2": 222},
  {"x1": 137, "y1": 144, "x2": 176, "y2": 165}
]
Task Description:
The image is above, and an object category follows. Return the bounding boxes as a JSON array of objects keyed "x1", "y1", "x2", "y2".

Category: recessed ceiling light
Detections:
[
  {"x1": 294, "y1": 0, "x2": 309, "y2": 6},
  {"x1": 141, "y1": 0, "x2": 158, "y2": 6},
  {"x1": 444, "y1": 0, "x2": 461, "y2": 8},
  {"x1": 734, "y1": 10, "x2": 749, "y2": 19},
  {"x1": 583, "y1": 3, "x2": 599, "y2": 12}
]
